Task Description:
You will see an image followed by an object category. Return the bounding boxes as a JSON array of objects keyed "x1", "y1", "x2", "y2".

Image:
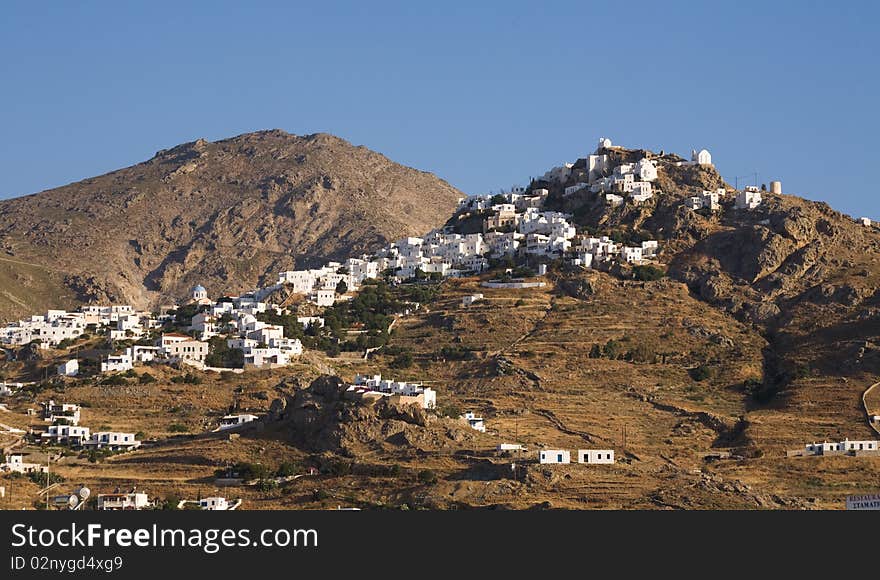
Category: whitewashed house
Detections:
[
  {"x1": 577, "y1": 449, "x2": 615, "y2": 464},
  {"x1": 0, "y1": 453, "x2": 47, "y2": 474},
  {"x1": 735, "y1": 188, "x2": 762, "y2": 210},
  {"x1": 101, "y1": 354, "x2": 133, "y2": 373},
  {"x1": 497, "y1": 443, "x2": 524, "y2": 452},
  {"x1": 622, "y1": 246, "x2": 644, "y2": 264},
  {"x1": 587, "y1": 153, "x2": 610, "y2": 182},
  {"x1": 605, "y1": 193, "x2": 623, "y2": 206},
  {"x1": 538, "y1": 450, "x2": 571, "y2": 464},
  {"x1": 803, "y1": 439, "x2": 878, "y2": 455},
  {"x1": 297, "y1": 316, "x2": 324, "y2": 329},
  {"x1": 348, "y1": 374, "x2": 437, "y2": 409},
  {"x1": 85, "y1": 432, "x2": 141, "y2": 451},
  {"x1": 243, "y1": 347, "x2": 291, "y2": 368},
  {"x1": 41, "y1": 400, "x2": 81, "y2": 425},
  {"x1": 247, "y1": 324, "x2": 284, "y2": 344},
  {"x1": 630, "y1": 182, "x2": 653, "y2": 204},
  {"x1": 859, "y1": 217, "x2": 872, "y2": 227},
  {"x1": 125, "y1": 345, "x2": 161, "y2": 363},
  {"x1": 218, "y1": 414, "x2": 259, "y2": 430},
  {"x1": 269, "y1": 337, "x2": 303, "y2": 355},
  {"x1": 634, "y1": 158, "x2": 658, "y2": 181},
  {"x1": 41, "y1": 425, "x2": 91, "y2": 446},
  {"x1": 462, "y1": 412, "x2": 486, "y2": 432},
  {"x1": 97, "y1": 492, "x2": 151, "y2": 511},
  {"x1": 199, "y1": 497, "x2": 233, "y2": 510},
  {"x1": 311, "y1": 289, "x2": 336, "y2": 307},
  {"x1": 160, "y1": 338, "x2": 209, "y2": 364},
  {"x1": 189, "y1": 312, "x2": 218, "y2": 340},
  {"x1": 57, "y1": 359, "x2": 79, "y2": 377}
]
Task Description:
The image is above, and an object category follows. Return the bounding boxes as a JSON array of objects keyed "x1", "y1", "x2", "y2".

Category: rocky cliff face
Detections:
[
  {"x1": 265, "y1": 375, "x2": 477, "y2": 455},
  {"x1": 0, "y1": 130, "x2": 463, "y2": 319}
]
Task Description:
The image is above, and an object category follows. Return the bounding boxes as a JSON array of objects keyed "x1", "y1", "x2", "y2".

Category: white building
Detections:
[
  {"x1": 538, "y1": 449, "x2": 571, "y2": 464},
  {"x1": 126, "y1": 345, "x2": 161, "y2": 363},
  {"x1": 859, "y1": 217, "x2": 872, "y2": 227},
  {"x1": 57, "y1": 359, "x2": 79, "y2": 377},
  {"x1": 243, "y1": 347, "x2": 291, "y2": 368},
  {"x1": 348, "y1": 374, "x2": 437, "y2": 409},
  {"x1": 634, "y1": 158, "x2": 658, "y2": 182},
  {"x1": 101, "y1": 354, "x2": 133, "y2": 373},
  {"x1": 297, "y1": 316, "x2": 324, "y2": 329},
  {"x1": 199, "y1": 497, "x2": 232, "y2": 510},
  {"x1": 622, "y1": 246, "x2": 644, "y2": 264},
  {"x1": 191, "y1": 284, "x2": 211, "y2": 305},
  {"x1": 312, "y1": 289, "x2": 336, "y2": 307},
  {"x1": 804, "y1": 439, "x2": 878, "y2": 455},
  {"x1": 218, "y1": 414, "x2": 260, "y2": 430},
  {"x1": 160, "y1": 337, "x2": 209, "y2": 364},
  {"x1": 41, "y1": 400, "x2": 81, "y2": 426},
  {"x1": 462, "y1": 412, "x2": 486, "y2": 432},
  {"x1": 40, "y1": 425, "x2": 91, "y2": 446},
  {"x1": 269, "y1": 337, "x2": 303, "y2": 355},
  {"x1": 692, "y1": 149, "x2": 712, "y2": 166},
  {"x1": 735, "y1": 188, "x2": 762, "y2": 210},
  {"x1": 1, "y1": 454, "x2": 47, "y2": 474},
  {"x1": 97, "y1": 492, "x2": 151, "y2": 511},
  {"x1": 605, "y1": 193, "x2": 623, "y2": 206},
  {"x1": 85, "y1": 432, "x2": 141, "y2": 451},
  {"x1": 497, "y1": 443, "x2": 524, "y2": 452},
  {"x1": 577, "y1": 449, "x2": 615, "y2": 464}
]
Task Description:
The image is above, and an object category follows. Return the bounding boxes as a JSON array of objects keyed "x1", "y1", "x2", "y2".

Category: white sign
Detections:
[{"x1": 846, "y1": 494, "x2": 880, "y2": 510}]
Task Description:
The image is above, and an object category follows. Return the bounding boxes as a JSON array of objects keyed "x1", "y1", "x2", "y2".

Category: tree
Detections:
[
  {"x1": 335, "y1": 280, "x2": 348, "y2": 295},
  {"x1": 490, "y1": 194, "x2": 507, "y2": 206}
]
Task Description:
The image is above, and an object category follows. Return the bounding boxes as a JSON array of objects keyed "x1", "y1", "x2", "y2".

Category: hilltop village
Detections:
[{"x1": 0, "y1": 137, "x2": 877, "y2": 511}]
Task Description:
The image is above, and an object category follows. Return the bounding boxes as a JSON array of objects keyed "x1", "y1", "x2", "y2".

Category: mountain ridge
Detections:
[{"x1": 0, "y1": 129, "x2": 464, "y2": 319}]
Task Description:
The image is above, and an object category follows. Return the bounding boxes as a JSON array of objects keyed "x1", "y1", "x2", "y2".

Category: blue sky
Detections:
[{"x1": 1, "y1": 1, "x2": 878, "y2": 217}]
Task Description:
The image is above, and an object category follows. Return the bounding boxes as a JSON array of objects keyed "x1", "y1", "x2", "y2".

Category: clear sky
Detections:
[{"x1": 1, "y1": 1, "x2": 878, "y2": 217}]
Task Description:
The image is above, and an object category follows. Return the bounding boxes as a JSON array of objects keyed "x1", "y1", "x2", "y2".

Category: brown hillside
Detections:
[{"x1": 0, "y1": 130, "x2": 462, "y2": 319}]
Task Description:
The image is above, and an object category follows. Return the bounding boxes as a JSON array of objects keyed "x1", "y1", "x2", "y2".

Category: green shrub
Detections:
[
  {"x1": 390, "y1": 352, "x2": 413, "y2": 369},
  {"x1": 689, "y1": 364, "x2": 712, "y2": 381},
  {"x1": 276, "y1": 461, "x2": 299, "y2": 477},
  {"x1": 633, "y1": 265, "x2": 665, "y2": 281}
]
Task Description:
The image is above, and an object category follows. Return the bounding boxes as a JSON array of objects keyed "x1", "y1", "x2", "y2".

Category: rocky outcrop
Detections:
[{"x1": 264, "y1": 375, "x2": 477, "y2": 455}]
